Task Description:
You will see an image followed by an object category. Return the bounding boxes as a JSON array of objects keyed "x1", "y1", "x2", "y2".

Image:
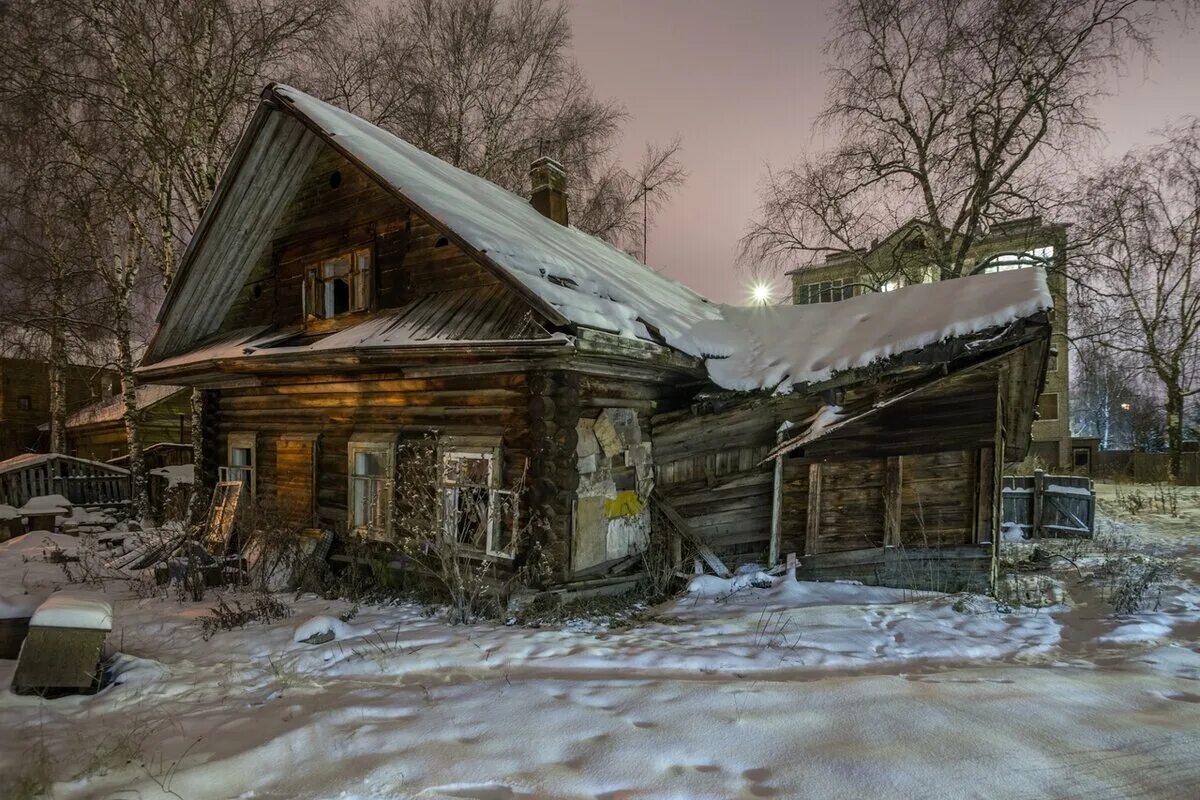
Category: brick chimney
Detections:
[{"x1": 530, "y1": 156, "x2": 568, "y2": 225}]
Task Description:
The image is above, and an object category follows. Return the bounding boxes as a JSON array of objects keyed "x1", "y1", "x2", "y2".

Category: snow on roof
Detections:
[
  {"x1": 273, "y1": 85, "x2": 721, "y2": 347},
  {"x1": 690, "y1": 267, "x2": 1052, "y2": 392},
  {"x1": 30, "y1": 592, "x2": 113, "y2": 631},
  {"x1": 65, "y1": 384, "x2": 186, "y2": 429}
]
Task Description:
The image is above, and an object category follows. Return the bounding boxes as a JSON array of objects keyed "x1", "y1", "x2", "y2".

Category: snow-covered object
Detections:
[
  {"x1": 0, "y1": 504, "x2": 20, "y2": 521},
  {"x1": 29, "y1": 593, "x2": 113, "y2": 631},
  {"x1": 689, "y1": 267, "x2": 1053, "y2": 391},
  {"x1": 1001, "y1": 522, "x2": 1027, "y2": 542},
  {"x1": 293, "y1": 615, "x2": 362, "y2": 644},
  {"x1": 1047, "y1": 484, "x2": 1094, "y2": 497},
  {"x1": 0, "y1": 592, "x2": 39, "y2": 619},
  {"x1": 274, "y1": 85, "x2": 721, "y2": 347},
  {"x1": 19, "y1": 494, "x2": 72, "y2": 516},
  {"x1": 152, "y1": 464, "x2": 195, "y2": 488}
]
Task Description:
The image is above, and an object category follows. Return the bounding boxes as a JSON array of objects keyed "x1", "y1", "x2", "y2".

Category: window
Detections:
[
  {"x1": 878, "y1": 277, "x2": 902, "y2": 293},
  {"x1": 1047, "y1": 348, "x2": 1059, "y2": 372},
  {"x1": 1073, "y1": 447, "x2": 1091, "y2": 469},
  {"x1": 440, "y1": 442, "x2": 515, "y2": 558},
  {"x1": 348, "y1": 436, "x2": 395, "y2": 540},
  {"x1": 303, "y1": 247, "x2": 372, "y2": 320},
  {"x1": 797, "y1": 278, "x2": 854, "y2": 305},
  {"x1": 1037, "y1": 393, "x2": 1060, "y2": 421},
  {"x1": 982, "y1": 245, "x2": 1055, "y2": 273},
  {"x1": 220, "y1": 432, "x2": 256, "y2": 498},
  {"x1": 17, "y1": 395, "x2": 31, "y2": 411}
]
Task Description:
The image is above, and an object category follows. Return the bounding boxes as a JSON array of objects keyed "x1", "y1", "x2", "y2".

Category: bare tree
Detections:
[
  {"x1": 741, "y1": 0, "x2": 1158, "y2": 282},
  {"x1": 1074, "y1": 118, "x2": 1200, "y2": 476},
  {"x1": 299, "y1": 0, "x2": 685, "y2": 258}
]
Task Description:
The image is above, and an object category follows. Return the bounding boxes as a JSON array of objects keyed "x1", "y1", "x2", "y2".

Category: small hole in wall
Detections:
[
  {"x1": 329, "y1": 170, "x2": 342, "y2": 189},
  {"x1": 253, "y1": 284, "x2": 263, "y2": 299},
  {"x1": 435, "y1": 236, "x2": 449, "y2": 248}
]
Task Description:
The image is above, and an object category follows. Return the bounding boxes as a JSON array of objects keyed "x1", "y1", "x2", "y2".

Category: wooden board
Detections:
[
  {"x1": 11, "y1": 626, "x2": 107, "y2": 696},
  {"x1": 276, "y1": 435, "x2": 316, "y2": 528}
]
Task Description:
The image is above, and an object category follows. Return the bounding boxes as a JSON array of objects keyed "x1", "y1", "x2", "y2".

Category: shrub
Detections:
[{"x1": 198, "y1": 593, "x2": 292, "y2": 640}]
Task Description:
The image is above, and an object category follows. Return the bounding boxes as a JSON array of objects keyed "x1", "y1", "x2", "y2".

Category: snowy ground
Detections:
[{"x1": 1, "y1": 488, "x2": 1199, "y2": 799}]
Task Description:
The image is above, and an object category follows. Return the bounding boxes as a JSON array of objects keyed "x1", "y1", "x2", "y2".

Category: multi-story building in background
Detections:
[{"x1": 787, "y1": 216, "x2": 1074, "y2": 469}]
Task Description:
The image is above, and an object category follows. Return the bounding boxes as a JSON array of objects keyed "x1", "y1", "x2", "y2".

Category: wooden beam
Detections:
[
  {"x1": 769, "y1": 453, "x2": 783, "y2": 565},
  {"x1": 805, "y1": 462, "x2": 822, "y2": 556},
  {"x1": 884, "y1": 456, "x2": 902, "y2": 547}
]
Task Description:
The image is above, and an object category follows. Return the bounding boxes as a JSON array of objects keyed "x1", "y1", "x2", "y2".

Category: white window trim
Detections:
[
  {"x1": 221, "y1": 432, "x2": 257, "y2": 500},
  {"x1": 347, "y1": 433, "x2": 397, "y2": 540},
  {"x1": 438, "y1": 438, "x2": 511, "y2": 559}
]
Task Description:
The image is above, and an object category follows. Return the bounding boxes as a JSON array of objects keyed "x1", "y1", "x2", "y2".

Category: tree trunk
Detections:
[
  {"x1": 118, "y1": 327, "x2": 149, "y2": 521},
  {"x1": 188, "y1": 387, "x2": 207, "y2": 523},
  {"x1": 1166, "y1": 386, "x2": 1184, "y2": 481},
  {"x1": 47, "y1": 270, "x2": 68, "y2": 454}
]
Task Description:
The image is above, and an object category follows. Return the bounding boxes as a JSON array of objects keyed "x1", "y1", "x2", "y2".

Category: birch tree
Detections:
[
  {"x1": 741, "y1": 0, "x2": 1159, "y2": 281},
  {"x1": 1074, "y1": 118, "x2": 1200, "y2": 476}
]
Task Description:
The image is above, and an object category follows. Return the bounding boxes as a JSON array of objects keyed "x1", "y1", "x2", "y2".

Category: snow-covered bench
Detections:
[{"x1": 11, "y1": 593, "x2": 113, "y2": 696}]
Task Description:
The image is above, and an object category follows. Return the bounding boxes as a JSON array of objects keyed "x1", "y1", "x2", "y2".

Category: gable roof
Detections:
[
  {"x1": 64, "y1": 385, "x2": 187, "y2": 430},
  {"x1": 143, "y1": 84, "x2": 1052, "y2": 398},
  {"x1": 145, "y1": 84, "x2": 718, "y2": 365}
]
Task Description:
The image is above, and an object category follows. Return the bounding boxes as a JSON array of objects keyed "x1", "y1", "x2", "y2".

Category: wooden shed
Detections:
[
  {"x1": 63, "y1": 384, "x2": 191, "y2": 463},
  {"x1": 136, "y1": 83, "x2": 1052, "y2": 592}
]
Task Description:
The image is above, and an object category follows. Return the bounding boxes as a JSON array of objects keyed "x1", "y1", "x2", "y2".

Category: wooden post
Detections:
[
  {"x1": 805, "y1": 462, "x2": 822, "y2": 556},
  {"x1": 1032, "y1": 468, "x2": 1045, "y2": 539},
  {"x1": 769, "y1": 452, "x2": 784, "y2": 566},
  {"x1": 884, "y1": 456, "x2": 902, "y2": 547}
]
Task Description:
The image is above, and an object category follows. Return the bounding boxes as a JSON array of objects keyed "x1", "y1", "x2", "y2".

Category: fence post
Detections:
[{"x1": 1032, "y1": 469, "x2": 1045, "y2": 539}]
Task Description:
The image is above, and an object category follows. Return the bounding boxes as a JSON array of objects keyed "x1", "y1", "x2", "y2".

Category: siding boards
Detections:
[{"x1": 216, "y1": 372, "x2": 531, "y2": 531}]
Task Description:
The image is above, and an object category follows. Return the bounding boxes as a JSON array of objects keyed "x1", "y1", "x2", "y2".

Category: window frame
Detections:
[
  {"x1": 303, "y1": 245, "x2": 374, "y2": 321},
  {"x1": 798, "y1": 278, "x2": 854, "y2": 305},
  {"x1": 347, "y1": 433, "x2": 397, "y2": 541},
  {"x1": 438, "y1": 437, "x2": 513, "y2": 559},
  {"x1": 221, "y1": 432, "x2": 257, "y2": 499}
]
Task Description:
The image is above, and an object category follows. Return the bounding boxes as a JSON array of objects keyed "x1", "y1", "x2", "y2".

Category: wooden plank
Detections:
[
  {"x1": 884, "y1": 456, "x2": 902, "y2": 546},
  {"x1": 806, "y1": 462, "x2": 821, "y2": 556},
  {"x1": 769, "y1": 452, "x2": 783, "y2": 566}
]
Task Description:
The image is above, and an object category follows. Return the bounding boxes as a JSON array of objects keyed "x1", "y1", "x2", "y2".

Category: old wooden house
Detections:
[
  {"x1": 138, "y1": 84, "x2": 1052, "y2": 592},
  {"x1": 0, "y1": 357, "x2": 118, "y2": 459},
  {"x1": 61, "y1": 384, "x2": 191, "y2": 463}
]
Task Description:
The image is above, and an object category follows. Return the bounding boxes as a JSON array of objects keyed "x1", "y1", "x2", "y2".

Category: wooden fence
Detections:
[
  {"x1": 1002, "y1": 471, "x2": 1096, "y2": 538},
  {"x1": 0, "y1": 455, "x2": 132, "y2": 508}
]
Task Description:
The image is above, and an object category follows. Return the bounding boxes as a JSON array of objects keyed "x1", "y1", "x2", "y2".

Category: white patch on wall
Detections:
[{"x1": 573, "y1": 408, "x2": 654, "y2": 571}]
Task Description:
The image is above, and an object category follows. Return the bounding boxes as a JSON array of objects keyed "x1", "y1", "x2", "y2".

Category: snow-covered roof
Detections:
[
  {"x1": 269, "y1": 86, "x2": 721, "y2": 346},
  {"x1": 691, "y1": 267, "x2": 1052, "y2": 393},
  {"x1": 64, "y1": 384, "x2": 186, "y2": 429},
  {"x1": 146, "y1": 84, "x2": 1051, "y2": 394}
]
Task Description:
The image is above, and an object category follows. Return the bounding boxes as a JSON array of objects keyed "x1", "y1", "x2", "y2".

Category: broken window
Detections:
[
  {"x1": 440, "y1": 445, "x2": 514, "y2": 557},
  {"x1": 220, "y1": 432, "x2": 256, "y2": 499},
  {"x1": 981, "y1": 246, "x2": 1055, "y2": 273},
  {"x1": 304, "y1": 247, "x2": 372, "y2": 320},
  {"x1": 348, "y1": 438, "x2": 394, "y2": 540}
]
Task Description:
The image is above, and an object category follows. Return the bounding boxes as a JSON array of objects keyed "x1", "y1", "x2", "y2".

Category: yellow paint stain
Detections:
[{"x1": 604, "y1": 491, "x2": 643, "y2": 518}]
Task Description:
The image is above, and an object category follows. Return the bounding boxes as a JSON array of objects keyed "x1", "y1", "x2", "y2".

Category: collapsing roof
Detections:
[{"x1": 144, "y1": 84, "x2": 1053, "y2": 394}]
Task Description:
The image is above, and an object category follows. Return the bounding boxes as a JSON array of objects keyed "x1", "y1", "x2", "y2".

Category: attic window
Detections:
[
  {"x1": 329, "y1": 170, "x2": 342, "y2": 189},
  {"x1": 304, "y1": 248, "x2": 372, "y2": 320},
  {"x1": 435, "y1": 236, "x2": 449, "y2": 248}
]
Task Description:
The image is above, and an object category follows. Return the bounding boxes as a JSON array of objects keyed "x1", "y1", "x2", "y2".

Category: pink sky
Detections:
[{"x1": 568, "y1": 0, "x2": 1200, "y2": 303}]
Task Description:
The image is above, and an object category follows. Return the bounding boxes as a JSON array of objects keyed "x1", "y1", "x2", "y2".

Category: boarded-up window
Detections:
[
  {"x1": 276, "y1": 435, "x2": 317, "y2": 528},
  {"x1": 1038, "y1": 393, "x2": 1060, "y2": 421}
]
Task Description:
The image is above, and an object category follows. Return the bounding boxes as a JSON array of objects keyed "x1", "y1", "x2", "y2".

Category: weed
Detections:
[{"x1": 198, "y1": 593, "x2": 293, "y2": 641}]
